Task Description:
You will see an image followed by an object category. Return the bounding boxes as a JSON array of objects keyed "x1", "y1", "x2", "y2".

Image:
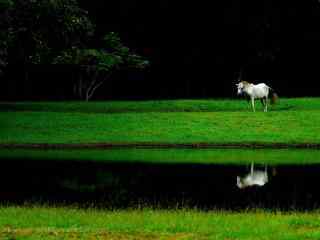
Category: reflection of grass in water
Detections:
[
  {"x1": 60, "y1": 172, "x2": 121, "y2": 192},
  {"x1": 1, "y1": 207, "x2": 320, "y2": 239},
  {"x1": 1, "y1": 148, "x2": 320, "y2": 165},
  {"x1": 59, "y1": 178, "x2": 97, "y2": 193}
]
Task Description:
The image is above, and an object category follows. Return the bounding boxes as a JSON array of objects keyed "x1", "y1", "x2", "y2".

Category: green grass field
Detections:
[
  {"x1": 1, "y1": 98, "x2": 320, "y2": 146},
  {"x1": 1, "y1": 148, "x2": 320, "y2": 165},
  {"x1": 1, "y1": 207, "x2": 320, "y2": 240}
]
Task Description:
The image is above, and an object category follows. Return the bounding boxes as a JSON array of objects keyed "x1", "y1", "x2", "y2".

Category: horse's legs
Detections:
[
  {"x1": 260, "y1": 99, "x2": 265, "y2": 111},
  {"x1": 251, "y1": 162, "x2": 254, "y2": 174},
  {"x1": 264, "y1": 97, "x2": 268, "y2": 112},
  {"x1": 251, "y1": 97, "x2": 255, "y2": 112}
]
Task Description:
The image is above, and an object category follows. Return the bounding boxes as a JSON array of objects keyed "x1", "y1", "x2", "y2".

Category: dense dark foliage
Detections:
[
  {"x1": 0, "y1": 0, "x2": 147, "y2": 100},
  {"x1": 1, "y1": 0, "x2": 315, "y2": 99},
  {"x1": 1, "y1": 0, "x2": 93, "y2": 67}
]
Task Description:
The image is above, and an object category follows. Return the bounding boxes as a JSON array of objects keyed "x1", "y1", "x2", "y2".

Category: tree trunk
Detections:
[
  {"x1": 78, "y1": 74, "x2": 83, "y2": 99},
  {"x1": 84, "y1": 71, "x2": 112, "y2": 101}
]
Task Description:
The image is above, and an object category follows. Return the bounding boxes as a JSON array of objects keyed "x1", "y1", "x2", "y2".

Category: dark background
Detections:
[{"x1": 3, "y1": 0, "x2": 317, "y2": 100}]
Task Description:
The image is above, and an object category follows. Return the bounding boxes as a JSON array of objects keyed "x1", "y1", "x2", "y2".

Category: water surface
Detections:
[{"x1": 1, "y1": 148, "x2": 320, "y2": 210}]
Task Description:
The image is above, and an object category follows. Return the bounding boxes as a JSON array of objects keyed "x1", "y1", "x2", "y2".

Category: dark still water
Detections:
[{"x1": 1, "y1": 157, "x2": 320, "y2": 210}]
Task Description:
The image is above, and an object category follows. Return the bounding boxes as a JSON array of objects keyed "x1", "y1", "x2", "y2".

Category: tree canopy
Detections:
[
  {"x1": 53, "y1": 32, "x2": 149, "y2": 100},
  {"x1": 0, "y1": 0, "x2": 148, "y2": 100}
]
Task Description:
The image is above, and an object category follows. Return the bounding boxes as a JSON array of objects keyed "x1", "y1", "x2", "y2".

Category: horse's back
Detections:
[
  {"x1": 252, "y1": 83, "x2": 269, "y2": 98},
  {"x1": 255, "y1": 83, "x2": 269, "y2": 89}
]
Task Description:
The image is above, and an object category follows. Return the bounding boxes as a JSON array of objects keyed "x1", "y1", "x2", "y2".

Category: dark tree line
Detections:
[
  {"x1": 79, "y1": 0, "x2": 281, "y2": 95},
  {"x1": 6, "y1": 1, "x2": 320, "y2": 98},
  {"x1": 0, "y1": 0, "x2": 148, "y2": 100}
]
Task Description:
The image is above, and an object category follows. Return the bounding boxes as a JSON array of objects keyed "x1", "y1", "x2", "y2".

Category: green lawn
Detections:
[
  {"x1": 1, "y1": 98, "x2": 320, "y2": 113},
  {"x1": 1, "y1": 148, "x2": 320, "y2": 165},
  {"x1": 1, "y1": 207, "x2": 320, "y2": 239},
  {"x1": 1, "y1": 98, "x2": 320, "y2": 145}
]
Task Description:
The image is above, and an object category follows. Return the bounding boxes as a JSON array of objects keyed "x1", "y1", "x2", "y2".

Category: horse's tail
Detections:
[{"x1": 269, "y1": 87, "x2": 278, "y2": 105}]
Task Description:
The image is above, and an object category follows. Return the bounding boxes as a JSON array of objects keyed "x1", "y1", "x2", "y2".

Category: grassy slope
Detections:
[
  {"x1": 1, "y1": 148, "x2": 320, "y2": 165},
  {"x1": 1, "y1": 98, "x2": 320, "y2": 145},
  {"x1": 1, "y1": 207, "x2": 320, "y2": 240}
]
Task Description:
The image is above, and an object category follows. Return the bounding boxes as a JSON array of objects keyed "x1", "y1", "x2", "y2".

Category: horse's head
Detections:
[
  {"x1": 235, "y1": 81, "x2": 250, "y2": 95},
  {"x1": 236, "y1": 81, "x2": 245, "y2": 95},
  {"x1": 236, "y1": 176, "x2": 245, "y2": 189}
]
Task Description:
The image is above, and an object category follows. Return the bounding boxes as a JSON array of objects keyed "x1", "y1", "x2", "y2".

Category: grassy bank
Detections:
[
  {"x1": 1, "y1": 206, "x2": 320, "y2": 239},
  {"x1": 1, "y1": 98, "x2": 320, "y2": 113},
  {"x1": 1, "y1": 148, "x2": 320, "y2": 165},
  {"x1": 1, "y1": 98, "x2": 320, "y2": 146}
]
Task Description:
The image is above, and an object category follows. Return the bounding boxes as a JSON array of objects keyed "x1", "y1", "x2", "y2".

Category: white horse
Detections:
[
  {"x1": 237, "y1": 162, "x2": 268, "y2": 189},
  {"x1": 236, "y1": 81, "x2": 278, "y2": 112}
]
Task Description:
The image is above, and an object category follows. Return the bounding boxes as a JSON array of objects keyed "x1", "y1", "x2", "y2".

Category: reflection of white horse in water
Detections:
[
  {"x1": 237, "y1": 162, "x2": 268, "y2": 189},
  {"x1": 236, "y1": 81, "x2": 278, "y2": 112}
]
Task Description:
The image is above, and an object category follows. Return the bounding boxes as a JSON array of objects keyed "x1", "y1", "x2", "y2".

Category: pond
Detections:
[{"x1": 1, "y1": 148, "x2": 320, "y2": 210}]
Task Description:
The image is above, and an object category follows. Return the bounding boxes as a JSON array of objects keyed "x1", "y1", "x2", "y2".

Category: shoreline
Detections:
[{"x1": 1, "y1": 142, "x2": 320, "y2": 149}]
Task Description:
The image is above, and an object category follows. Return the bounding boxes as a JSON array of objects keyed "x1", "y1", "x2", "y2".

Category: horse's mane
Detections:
[{"x1": 240, "y1": 81, "x2": 251, "y2": 86}]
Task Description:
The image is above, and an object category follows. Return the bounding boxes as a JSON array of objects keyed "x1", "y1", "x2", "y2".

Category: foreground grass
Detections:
[
  {"x1": 1, "y1": 148, "x2": 320, "y2": 165},
  {"x1": 1, "y1": 98, "x2": 320, "y2": 145},
  {"x1": 1, "y1": 207, "x2": 320, "y2": 239}
]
